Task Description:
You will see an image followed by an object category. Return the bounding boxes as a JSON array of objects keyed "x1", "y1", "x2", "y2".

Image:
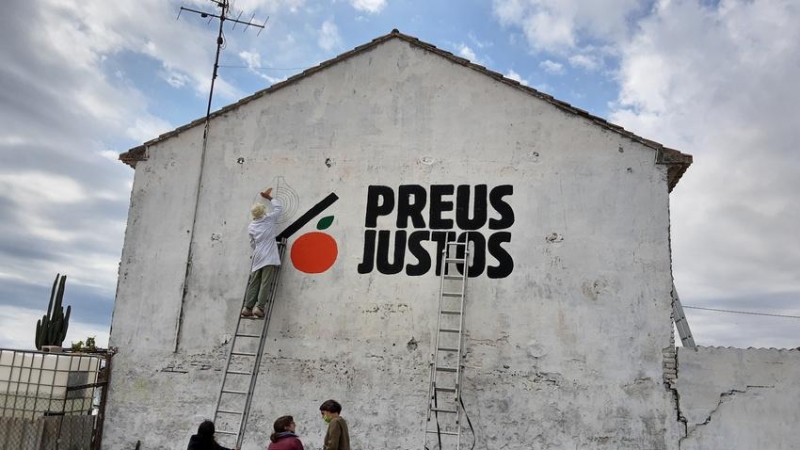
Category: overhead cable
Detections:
[{"x1": 684, "y1": 305, "x2": 800, "y2": 320}]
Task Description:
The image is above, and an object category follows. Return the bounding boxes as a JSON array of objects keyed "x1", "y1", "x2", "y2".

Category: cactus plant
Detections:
[{"x1": 35, "y1": 274, "x2": 71, "y2": 350}]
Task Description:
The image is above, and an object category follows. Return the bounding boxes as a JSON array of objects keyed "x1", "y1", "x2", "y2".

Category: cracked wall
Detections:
[
  {"x1": 106, "y1": 38, "x2": 681, "y2": 449},
  {"x1": 676, "y1": 346, "x2": 800, "y2": 449}
]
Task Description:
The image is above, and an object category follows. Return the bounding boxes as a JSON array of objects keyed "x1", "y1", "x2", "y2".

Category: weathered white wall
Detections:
[
  {"x1": 676, "y1": 346, "x2": 800, "y2": 450},
  {"x1": 106, "y1": 37, "x2": 680, "y2": 449}
]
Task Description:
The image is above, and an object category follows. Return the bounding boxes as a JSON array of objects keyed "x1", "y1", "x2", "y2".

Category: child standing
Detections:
[{"x1": 319, "y1": 400, "x2": 350, "y2": 450}]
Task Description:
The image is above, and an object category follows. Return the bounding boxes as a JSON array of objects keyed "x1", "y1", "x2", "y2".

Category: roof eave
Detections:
[{"x1": 118, "y1": 29, "x2": 692, "y2": 190}]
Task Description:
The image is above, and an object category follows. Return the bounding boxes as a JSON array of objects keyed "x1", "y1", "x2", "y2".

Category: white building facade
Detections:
[{"x1": 107, "y1": 31, "x2": 702, "y2": 449}]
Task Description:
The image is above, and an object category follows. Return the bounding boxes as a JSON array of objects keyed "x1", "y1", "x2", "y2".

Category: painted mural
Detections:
[{"x1": 282, "y1": 184, "x2": 514, "y2": 278}]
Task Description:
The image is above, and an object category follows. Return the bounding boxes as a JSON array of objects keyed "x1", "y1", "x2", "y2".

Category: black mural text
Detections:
[{"x1": 357, "y1": 184, "x2": 514, "y2": 278}]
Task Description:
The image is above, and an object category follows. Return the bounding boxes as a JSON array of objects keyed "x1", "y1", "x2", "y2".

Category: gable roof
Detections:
[{"x1": 120, "y1": 29, "x2": 692, "y2": 191}]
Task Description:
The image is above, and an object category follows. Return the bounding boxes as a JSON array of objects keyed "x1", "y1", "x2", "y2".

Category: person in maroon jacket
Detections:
[{"x1": 267, "y1": 415, "x2": 304, "y2": 450}]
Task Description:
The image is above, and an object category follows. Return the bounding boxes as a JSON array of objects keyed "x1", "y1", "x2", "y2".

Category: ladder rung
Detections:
[
  {"x1": 435, "y1": 387, "x2": 456, "y2": 393},
  {"x1": 225, "y1": 370, "x2": 252, "y2": 376},
  {"x1": 442, "y1": 292, "x2": 462, "y2": 297},
  {"x1": 443, "y1": 275, "x2": 462, "y2": 280},
  {"x1": 430, "y1": 408, "x2": 458, "y2": 413},
  {"x1": 441, "y1": 310, "x2": 461, "y2": 315},
  {"x1": 231, "y1": 351, "x2": 257, "y2": 357},
  {"x1": 438, "y1": 347, "x2": 459, "y2": 352},
  {"x1": 215, "y1": 430, "x2": 237, "y2": 436},
  {"x1": 221, "y1": 389, "x2": 248, "y2": 395},
  {"x1": 426, "y1": 429, "x2": 460, "y2": 436},
  {"x1": 444, "y1": 258, "x2": 466, "y2": 263},
  {"x1": 436, "y1": 367, "x2": 457, "y2": 373},
  {"x1": 446, "y1": 241, "x2": 467, "y2": 247},
  {"x1": 216, "y1": 409, "x2": 243, "y2": 415},
  {"x1": 235, "y1": 333, "x2": 261, "y2": 338},
  {"x1": 440, "y1": 328, "x2": 460, "y2": 333},
  {"x1": 240, "y1": 316, "x2": 264, "y2": 320}
]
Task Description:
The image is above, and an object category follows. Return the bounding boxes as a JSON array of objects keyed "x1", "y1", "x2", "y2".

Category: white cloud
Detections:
[
  {"x1": 240, "y1": 50, "x2": 263, "y2": 70},
  {"x1": 317, "y1": 19, "x2": 342, "y2": 51},
  {"x1": 0, "y1": 135, "x2": 26, "y2": 146},
  {"x1": 238, "y1": 50, "x2": 287, "y2": 85},
  {"x1": 493, "y1": 0, "x2": 642, "y2": 50},
  {"x1": 163, "y1": 69, "x2": 190, "y2": 88},
  {"x1": 198, "y1": 0, "x2": 307, "y2": 15},
  {"x1": 568, "y1": 53, "x2": 599, "y2": 70},
  {"x1": 42, "y1": 1, "x2": 237, "y2": 100},
  {"x1": 126, "y1": 116, "x2": 173, "y2": 143},
  {"x1": 349, "y1": 0, "x2": 387, "y2": 14},
  {"x1": 492, "y1": 0, "x2": 641, "y2": 67},
  {"x1": 0, "y1": 172, "x2": 88, "y2": 205},
  {"x1": 533, "y1": 82, "x2": 553, "y2": 93},
  {"x1": 458, "y1": 44, "x2": 479, "y2": 62},
  {"x1": 468, "y1": 32, "x2": 492, "y2": 49},
  {"x1": 504, "y1": 69, "x2": 529, "y2": 86},
  {"x1": 493, "y1": 0, "x2": 526, "y2": 25},
  {"x1": 539, "y1": 59, "x2": 564, "y2": 74},
  {"x1": 0, "y1": 171, "x2": 125, "y2": 247}
]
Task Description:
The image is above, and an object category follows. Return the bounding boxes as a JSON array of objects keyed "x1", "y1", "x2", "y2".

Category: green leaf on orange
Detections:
[{"x1": 317, "y1": 215, "x2": 334, "y2": 230}]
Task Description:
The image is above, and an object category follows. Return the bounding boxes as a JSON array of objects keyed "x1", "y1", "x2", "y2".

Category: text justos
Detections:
[{"x1": 357, "y1": 184, "x2": 514, "y2": 278}]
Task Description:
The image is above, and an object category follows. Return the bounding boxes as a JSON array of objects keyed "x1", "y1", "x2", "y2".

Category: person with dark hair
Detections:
[
  {"x1": 187, "y1": 420, "x2": 239, "y2": 450},
  {"x1": 267, "y1": 415, "x2": 304, "y2": 450},
  {"x1": 319, "y1": 400, "x2": 350, "y2": 450}
]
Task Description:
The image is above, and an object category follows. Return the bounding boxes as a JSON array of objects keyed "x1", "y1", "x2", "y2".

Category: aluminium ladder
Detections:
[
  {"x1": 671, "y1": 282, "x2": 696, "y2": 349},
  {"x1": 424, "y1": 234, "x2": 470, "y2": 450},
  {"x1": 213, "y1": 239, "x2": 287, "y2": 448}
]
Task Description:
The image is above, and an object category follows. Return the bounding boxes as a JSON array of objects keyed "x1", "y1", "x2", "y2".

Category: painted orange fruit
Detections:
[{"x1": 291, "y1": 231, "x2": 338, "y2": 273}]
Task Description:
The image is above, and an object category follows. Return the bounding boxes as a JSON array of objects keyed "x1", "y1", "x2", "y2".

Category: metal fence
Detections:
[{"x1": 0, "y1": 348, "x2": 113, "y2": 450}]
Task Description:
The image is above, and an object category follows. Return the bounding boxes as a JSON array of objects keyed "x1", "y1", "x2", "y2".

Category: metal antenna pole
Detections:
[
  {"x1": 173, "y1": 0, "x2": 268, "y2": 352},
  {"x1": 205, "y1": 0, "x2": 226, "y2": 133}
]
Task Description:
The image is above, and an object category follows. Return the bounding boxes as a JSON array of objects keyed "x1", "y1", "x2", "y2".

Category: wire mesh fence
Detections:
[
  {"x1": 0, "y1": 415, "x2": 95, "y2": 450},
  {"x1": 0, "y1": 348, "x2": 111, "y2": 450}
]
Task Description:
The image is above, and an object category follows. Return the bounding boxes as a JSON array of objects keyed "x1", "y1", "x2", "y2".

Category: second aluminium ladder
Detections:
[
  {"x1": 671, "y1": 282, "x2": 696, "y2": 349},
  {"x1": 425, "y1": 234, "x2": 470, "y2": 450},
  {"x1": 213, "y1": 239, "x2": 287, "y2": 448}
]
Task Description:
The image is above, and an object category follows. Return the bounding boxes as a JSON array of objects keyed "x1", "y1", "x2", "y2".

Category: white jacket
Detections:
[{"x1": 249, "y1": 199, "x2": 283, "y2": 271}]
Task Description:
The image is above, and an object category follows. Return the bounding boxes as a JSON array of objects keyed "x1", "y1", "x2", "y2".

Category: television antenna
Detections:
[{"x1": 177, "y1": 0, "x2": 269, "y2": 129}]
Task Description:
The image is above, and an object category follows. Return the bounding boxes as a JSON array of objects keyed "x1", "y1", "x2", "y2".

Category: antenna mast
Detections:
[
  {"x1": 173, "y1": 1, "x2": 268, "y2": 355},
  {"x1": 178, "y1": 0, "x2": 268, "y2": 131}
]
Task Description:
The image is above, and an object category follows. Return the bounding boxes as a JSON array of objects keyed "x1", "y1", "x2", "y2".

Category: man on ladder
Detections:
[
  {"x1": 213, "y1": 187, "x2": 287, "y2": 447},
  {"x1": 242, "y1": 187, "x2": 283, "y2": 318}
]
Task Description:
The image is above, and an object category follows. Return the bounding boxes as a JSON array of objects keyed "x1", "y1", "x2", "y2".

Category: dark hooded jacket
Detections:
[
  {"x1": 187, "y1": 434, "x2": 232, "y2": 450},
  {"x1": 268, "y1": 432, "x2": 304, "y2": 450}
]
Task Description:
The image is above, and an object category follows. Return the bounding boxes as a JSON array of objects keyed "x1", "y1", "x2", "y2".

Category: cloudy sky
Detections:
[{"x1": 1, "y1": 0, "x2": 797, "y2": 350}]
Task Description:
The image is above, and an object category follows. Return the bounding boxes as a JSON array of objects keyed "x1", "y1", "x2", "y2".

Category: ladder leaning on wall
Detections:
[
  {"x1": 671, "y1": 282, "x2": 696, "y2": 349},
  {"x1": 212, "y1": 239, "x2": 287, "y2": 448},
  {"x1": 424, "y1": 234, "x2": 471, "y2": 450}
]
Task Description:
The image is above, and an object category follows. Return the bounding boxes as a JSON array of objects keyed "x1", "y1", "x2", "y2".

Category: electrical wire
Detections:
[
  {"x1": 218, "y1": 64, "x2": 307, "y2": 70},
  {"x1": 683, "y1": 305, "x2": 800, "y2": 320}
]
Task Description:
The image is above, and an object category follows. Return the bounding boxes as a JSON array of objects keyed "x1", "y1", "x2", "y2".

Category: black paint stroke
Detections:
[{"x1": 276, "y1": 192, "x2": 339, "y2": 240}]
